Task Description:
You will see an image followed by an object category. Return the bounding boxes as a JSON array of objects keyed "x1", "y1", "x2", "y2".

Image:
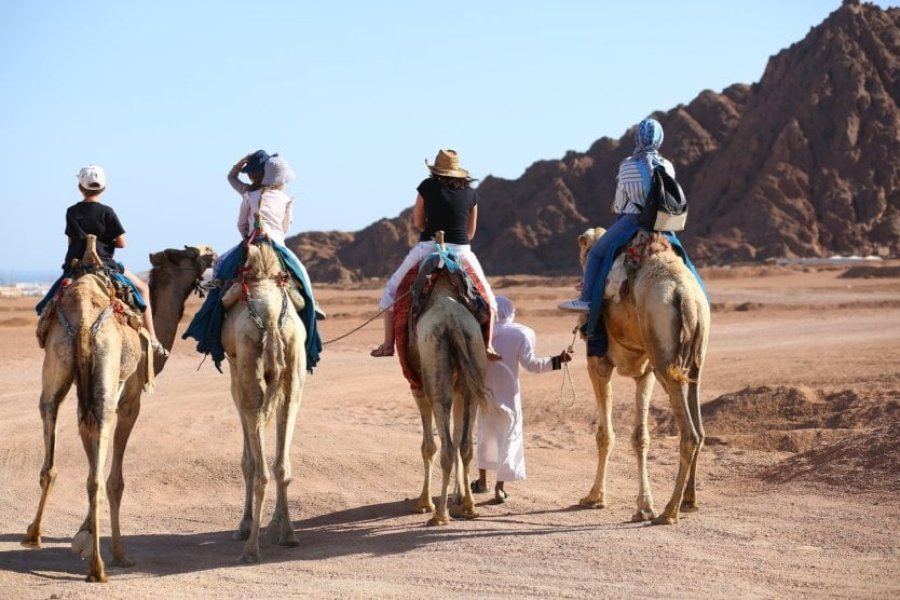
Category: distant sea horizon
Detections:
[{"x1": 0, "y1": 269, "x2": 59, "y2": 285}]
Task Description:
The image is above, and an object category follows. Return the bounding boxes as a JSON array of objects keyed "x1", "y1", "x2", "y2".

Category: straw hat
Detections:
[{"x1": 425, "y1": 149, "x2": 470, "y2": 179}]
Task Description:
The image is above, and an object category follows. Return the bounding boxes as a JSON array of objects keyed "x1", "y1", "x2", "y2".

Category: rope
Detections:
[
  {"x1": 557, "y1": 324, "x2": 579, "y2": 408},
  {"x1": 321, "y1": 288, "x2": 411, "y2": 346}
]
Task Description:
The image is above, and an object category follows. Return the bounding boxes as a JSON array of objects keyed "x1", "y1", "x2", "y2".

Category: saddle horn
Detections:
[{"x1": 82, "y1": 234, "x2": 104, "y2": 270}]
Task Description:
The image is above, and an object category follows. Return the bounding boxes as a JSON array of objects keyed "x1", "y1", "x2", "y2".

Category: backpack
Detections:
[{"x1": 636, "y1": 163, "x2": 688, "y2": 232}]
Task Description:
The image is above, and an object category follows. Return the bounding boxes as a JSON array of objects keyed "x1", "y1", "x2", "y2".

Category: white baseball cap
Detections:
[{"x1": 78, "y1": 165, "x2": 107, "y2": 190}]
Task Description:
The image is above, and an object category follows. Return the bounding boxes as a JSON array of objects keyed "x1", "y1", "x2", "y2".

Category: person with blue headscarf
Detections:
[{"x1": 558, "y1": 118, "x2": 705, "y2": 351}]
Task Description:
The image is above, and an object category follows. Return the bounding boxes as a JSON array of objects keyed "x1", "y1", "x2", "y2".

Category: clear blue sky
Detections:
[{"x1": 0, "y1": 1, "x2": 866, "y2": 278}]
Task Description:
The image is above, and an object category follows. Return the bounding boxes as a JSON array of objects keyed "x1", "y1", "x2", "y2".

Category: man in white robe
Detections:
[{"x1": 473, "y1": 295, "x2": 571, "y2": 503}]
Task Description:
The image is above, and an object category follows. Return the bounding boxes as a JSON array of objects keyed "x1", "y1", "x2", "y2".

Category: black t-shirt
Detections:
[
  {"x1": 417, "y1": 177, "x2": 477, "y2": 245},
  {"x1": 63, "y1": 201, "x2": 126, "y2": 269}
]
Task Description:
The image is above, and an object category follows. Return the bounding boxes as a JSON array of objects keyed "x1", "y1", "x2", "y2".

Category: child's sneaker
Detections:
[{"x1": 558, "y1": 299, "x2": 591, "y2": 313}]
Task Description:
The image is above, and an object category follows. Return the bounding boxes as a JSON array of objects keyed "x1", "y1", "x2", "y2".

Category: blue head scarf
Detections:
[{"x1": 631, "y1": 117, "x2": 664, "y2": 183}]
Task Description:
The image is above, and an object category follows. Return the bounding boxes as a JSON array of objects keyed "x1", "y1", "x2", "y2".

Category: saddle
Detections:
[
  {"x1": 394, "y1": 248, "x2": 493, "y2": 391},
  {"x1": 604, "y1": 230, "x2": 674, "y2": 304},
  {"x1": 36, "y1": 235, "x2": 156, "y2": 391},
  {"x1": 36, "y1": 238, "x2": 147, "y2": 349}
]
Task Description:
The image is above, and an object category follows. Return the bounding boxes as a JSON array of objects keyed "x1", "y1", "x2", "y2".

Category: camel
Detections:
[
  {"x1": 22, "y1": 237, "x2": 215, "y2": 582},
  {"x1": 574, "y1": 227, "x2": 709, "y2": 525},
  {"x1": 405, "y1": 240, "x2": 489, "y2": 526},
  {"x1": 221, "y1": 242, "x2": 307, "y2": 563}
]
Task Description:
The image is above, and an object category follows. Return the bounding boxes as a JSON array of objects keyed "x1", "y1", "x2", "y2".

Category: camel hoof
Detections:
[
  {"x1": 651, "y1": 514, "x2": 678, "y2": 526},
  {"x1": 461, "y1": 508, "x2": 479, "y2": 520},
  {"x1": 71, "y1": 530, "x2": 93, "y2": 559},
  {"x1": 681, "y1": 501, "x2": 700, "y2": 513},
  {"x1": 414, "y1": 501, "x2": 435, "y2": 514},
  {"x1": 631, "y1": 509, "x2": 656, "y2": 523},
  {"x1": 22, "y1": 524, "x2": 41, "y2": 548},
  {"x1": 579, "y1": 496, "x2": 606, "y2": 509},
  {"x1": 111, "y1": 555, "x2": 136, "y2": 568},
  {"x1": 85, "y1": 570, "x2": 108, "y2": 583},
  {"x1": 426, "y1": 515, "x2": 450, "y2": 526},
  {"x1": 232, "y1": 529, "x2": 251, "y2": 541},
  {"x1": 239, "y1": 551, "x2": 261, "y2": 564},
  {"x1": 278, "y1": 533, "x2": 300, "y2": 547}
]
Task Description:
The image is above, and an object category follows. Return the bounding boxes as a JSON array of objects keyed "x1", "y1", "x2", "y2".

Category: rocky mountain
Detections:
[{"x1": 288, "y1": 0, "x2": 900, "y2": 282}]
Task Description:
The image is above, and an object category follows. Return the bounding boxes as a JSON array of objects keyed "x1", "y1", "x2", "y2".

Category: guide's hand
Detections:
[{"x1": 558, "y1": 350, "x2": 572, "y2": 364}]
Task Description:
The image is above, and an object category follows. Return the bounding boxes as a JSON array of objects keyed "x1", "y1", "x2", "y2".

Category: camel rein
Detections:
[
  {"x1": 320, "y1": 288, "x2": 411, "y2": 345},
  {"x1": 558, "y1": 323, "x2": 579, "y2": 408}
]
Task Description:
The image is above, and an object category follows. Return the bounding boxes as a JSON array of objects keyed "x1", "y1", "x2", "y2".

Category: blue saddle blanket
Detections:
[{"x1": 182, "y1": 240, "x2": 322, "y2": 373}]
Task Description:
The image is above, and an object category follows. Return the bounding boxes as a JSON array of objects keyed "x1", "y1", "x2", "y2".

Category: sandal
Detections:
[
  {"x1": 470, "y1": 480, "x2": 488, "y2": 494},
  {"x1": 492, "y1": 489, "x2": 509, "y2": 504},
  {"x1": 370, "y1": 343, "x2": 394, "y2": 358}
]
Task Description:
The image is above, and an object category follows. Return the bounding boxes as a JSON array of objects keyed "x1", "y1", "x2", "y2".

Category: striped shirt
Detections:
[{"x1": 612, "y1": 155, "x2": 675, "y2": 214}]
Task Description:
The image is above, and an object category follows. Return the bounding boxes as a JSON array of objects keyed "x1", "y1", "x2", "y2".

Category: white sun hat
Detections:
[
  {"x1": 261, "y1": 156, "x2": 295, "y2": 186},
  {"x1": 77, "y1": 165, "x2": 107, "y2": 190}
]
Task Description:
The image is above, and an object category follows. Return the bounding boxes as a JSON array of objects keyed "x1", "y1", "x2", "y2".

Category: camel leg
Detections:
[
  {"x1": 630, "y1": 370, "x2": 657, "y2": 522},
  {"x1": 457, "y1": 397, "x2": 478, "y2": 520},
  {"x1": 267, "y1": 375, "x2": 302, "y2": 547},
  {"x1": 229, "y1": 363, "x2": 254, "y2": 541},
  {"x1": 427, "y1": 400, "x2": 453, "y2": 527},
  {"x1": 80, "y1": 411, "x2": 115, "y2": 582},
  {"x1": 652, "y1": 373, "x2": 699, "y2": 526},
  {"x1": 107, "y1": 382, "x2": 141, "y2": 567},
  {"x1": 412, "y1": 390, "x2": 436, "y2": 514},
  {"x1": 682, "y1": 369, "x2": 704, "y2": 512},
  {"x1": 580, "y1": 356, "x2": 615, "y2": 508},
  {"x1": 22, "y1": 371, "x2": 73, "y2": 548},
  {"x1": 239, "y1": 402, "x2": 269, "y2": 564}
]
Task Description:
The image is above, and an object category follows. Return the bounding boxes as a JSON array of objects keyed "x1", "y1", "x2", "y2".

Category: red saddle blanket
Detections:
[{"x1": 393, "y1": 262, "x2": 492, "y2": 391}]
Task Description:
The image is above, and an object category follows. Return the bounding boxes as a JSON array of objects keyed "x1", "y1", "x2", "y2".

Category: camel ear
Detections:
[
  {"x1": 149, "y1": 251, "x2": 164, "y2": 267},
  {"x1": 184, "y1": 246, "x2": 200, "y2": 259}
]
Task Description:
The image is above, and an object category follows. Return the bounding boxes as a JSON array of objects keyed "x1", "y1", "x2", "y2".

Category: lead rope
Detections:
[
  {"x1": 321, "y1": 288, "x2": 411, "y2": 345},
  {"x1": 558, "y1": 325, "x2": 579, "y2": 408}
]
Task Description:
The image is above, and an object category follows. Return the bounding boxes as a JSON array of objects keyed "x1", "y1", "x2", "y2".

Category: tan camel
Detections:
[
  {"x1": 22, "y1": 237, "x2": 215, "y2": 582},
  {"x1": 221, "y1": 242, "x2": 307, "y2": 563},
  {"x1": 575, "y1": 227, "x2": 709, "y2": 525},
  {"x1": 406, "y1": 258, "x2": 489, "y2": 526}
]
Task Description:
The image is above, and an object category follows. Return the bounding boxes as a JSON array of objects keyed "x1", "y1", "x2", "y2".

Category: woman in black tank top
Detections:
[{"x1": 371, "y1": 149, "x2": 497, "y2": 359}]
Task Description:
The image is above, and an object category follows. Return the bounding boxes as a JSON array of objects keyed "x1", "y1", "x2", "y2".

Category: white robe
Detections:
[{"x1": 477, "y1": 320, "x2": 554, "y2": 481}]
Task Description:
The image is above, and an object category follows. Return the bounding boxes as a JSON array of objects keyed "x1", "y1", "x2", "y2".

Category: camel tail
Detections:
[
  {"x1": 669, "y1": 290, "x2": 704, "y2": 385},
  {"x1": 74, "y1": 324, "x2": 100, "y2": 433},
  {"x1": 261, "y1": 318, "x2": 287, "y2": 409},
  {"x1": 446, "y1": 324, "x2": 491, "y2": 410}
]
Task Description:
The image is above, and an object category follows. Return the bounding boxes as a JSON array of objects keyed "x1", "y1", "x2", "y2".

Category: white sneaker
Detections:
[{"x1": 558, "y1": 299, "x2": 591, "y2": 313}]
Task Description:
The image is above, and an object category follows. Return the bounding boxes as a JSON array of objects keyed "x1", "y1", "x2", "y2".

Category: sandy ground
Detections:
[{"x1": 0, "y1": 264, "x2": 899, "y2": 599}]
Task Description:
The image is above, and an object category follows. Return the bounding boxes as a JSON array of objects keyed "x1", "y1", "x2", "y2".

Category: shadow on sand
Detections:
[{"x1": 0, "y1": 499, "x2": 639, "y2": 580}]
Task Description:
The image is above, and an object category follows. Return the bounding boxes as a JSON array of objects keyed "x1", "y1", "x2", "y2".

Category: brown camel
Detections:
[
  {"x1": 406, "y1": 254, "x2": 489, "y2": 526},
  {"x1": 575, "y1": 227, "x2": 709, "y2": 525},
  {"x1": 221, "y1": 242, "x2": 307, "y2": 563},
  {"x1": 22, "y1": 237, "x2": 215, "y2": 582}
]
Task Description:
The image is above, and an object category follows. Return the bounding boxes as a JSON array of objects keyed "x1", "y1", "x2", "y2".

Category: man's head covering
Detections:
[
  {"x1": 262, "y1": 156, "x2": 296, "y2": 186},
  {"x1": 634, "y1": 118, "x2": 664, "y2": 154},
  {"x1": 495, "y1": 295, "x2": 515, "y2": 323}
]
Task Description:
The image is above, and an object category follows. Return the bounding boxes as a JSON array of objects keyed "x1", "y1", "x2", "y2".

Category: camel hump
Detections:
[{"x1": 81, "y1": 234, "x2": 104, "y2": 269}]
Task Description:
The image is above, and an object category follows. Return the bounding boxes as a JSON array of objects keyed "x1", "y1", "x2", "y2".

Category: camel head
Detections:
[
  {"x1": 148, "y1": 245, "x2": 216, "y2": 292},
  {"x1": 577, "y1": 227, "x2": 607, "y2": 270}
]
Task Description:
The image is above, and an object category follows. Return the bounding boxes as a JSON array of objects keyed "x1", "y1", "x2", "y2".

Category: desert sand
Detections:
[{"x1": 0, "y1": 264, "x2": 898, "y2": 598}]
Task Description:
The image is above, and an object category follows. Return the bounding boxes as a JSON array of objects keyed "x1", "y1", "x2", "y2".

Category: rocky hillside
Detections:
[{"x1": 288, "y1": 0, "x2": 900, "y2": 282}]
